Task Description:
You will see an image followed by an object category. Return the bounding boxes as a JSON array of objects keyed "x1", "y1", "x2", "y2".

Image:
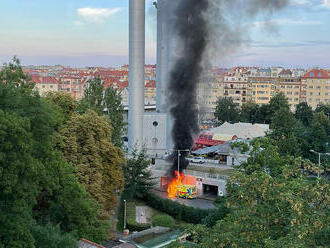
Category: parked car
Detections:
[{"x1": 187, "y1": 156, "x2": 206, "y2": 164}]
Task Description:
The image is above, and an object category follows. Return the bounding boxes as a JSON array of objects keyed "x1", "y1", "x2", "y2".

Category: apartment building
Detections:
[
  {"x1": 301, "y1": 69, "x2": 330, "y2": 109},
  {"x1": 31, "y1": 75, "x2": 59, "y2": 96},
  {"x1": 223, "y1": 67, "x2": 249, "y2": 106},
  {"x1": 197, "y1": 75, "x2": 223, "y2": 119},
  {"x1": 248, "y1": 77, "x2": 278, "y2": 105},
  {"x1": 277, "y1": 77, "x2": 301, "y2": 110}
]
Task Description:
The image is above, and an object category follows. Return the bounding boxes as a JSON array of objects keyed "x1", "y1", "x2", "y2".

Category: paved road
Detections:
[{"x1": 152, "y1": 190, "x2": 216, "y2": 210}]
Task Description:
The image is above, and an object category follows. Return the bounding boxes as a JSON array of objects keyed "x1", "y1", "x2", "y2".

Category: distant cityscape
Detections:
[{"x1": 21, "y1": 64, "x2": 330, "y2": 119}]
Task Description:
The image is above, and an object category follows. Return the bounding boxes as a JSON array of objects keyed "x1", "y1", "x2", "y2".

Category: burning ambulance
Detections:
[{"x1": 177, "y1": 185, "x2": 197, "y2": 199}]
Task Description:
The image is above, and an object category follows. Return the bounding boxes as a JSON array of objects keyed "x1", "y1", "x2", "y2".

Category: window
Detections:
[
  {"x1": 287, "y1": 92, "x2": 292, "y2": 95},
  {"x1": 309, "y1": 86, "x2": 313, "y2": 89},
  {"x1": 50, "y1": 85, "x2": 53, "y2": 89},
  {"x1": 310, "y1": 92, "x2": 313, "y2": 96},
  {"x1": 295, "y1": 85, "x2": 300, "y2": 89}
]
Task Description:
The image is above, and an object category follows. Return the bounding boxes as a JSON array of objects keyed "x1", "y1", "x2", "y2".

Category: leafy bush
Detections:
[
  {"x1": 142, "y1": 193, "x2": 223, "y2": 224},
  {"x1": 32, "y1": 223, "x2": 77, "y2": 248},
  {"x1": 127, "y1": 220, "x2": 151, "y2": 232},
  {"x1": 152, "y1": 214, "x2": 175, "y2": 228}
]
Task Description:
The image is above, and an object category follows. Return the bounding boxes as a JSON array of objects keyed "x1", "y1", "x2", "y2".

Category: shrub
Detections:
[
  {"x1": 127, "y1": 220, "x2": 151, "y2": 232},
  {"x1": 142, "y1": 193, "x2": 220, "y2": 224},
  {"x1": 152, "y1": 214, "x2": 175, "y2": 228}
]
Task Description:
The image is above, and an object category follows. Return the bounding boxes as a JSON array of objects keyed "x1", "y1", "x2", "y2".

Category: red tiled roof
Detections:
[
  {"x1": 302, "y1": 69, "x2": 330, "y2": 79},
  {"x1": 145, "y1": 80, "x2": 156, "y2": 88},
  {"x1": 279, "y1": 69, "x2": 292, "y2": 75}
]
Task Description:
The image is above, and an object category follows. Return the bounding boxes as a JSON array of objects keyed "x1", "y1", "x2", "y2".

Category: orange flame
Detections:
[{"x1": 167, "y1": 171, "x2": 184, "y2": 198}]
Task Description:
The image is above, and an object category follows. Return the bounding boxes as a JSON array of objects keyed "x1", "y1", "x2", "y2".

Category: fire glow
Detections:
[{"x1": 167, "y1": 171, "x2": 184, "y2": 198}]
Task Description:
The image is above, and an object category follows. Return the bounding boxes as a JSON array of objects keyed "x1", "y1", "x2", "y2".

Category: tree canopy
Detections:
[
  {"x1": 79, "y1": 78, "x2": 126, "y2": 147},
  {"x1": 214, "y1": 97, "x2": 240, "y2": 124},
  {"x1": 123, "y1": 149, "x2": 155, "y2": 199},
  {"x1": 0, "y1": 58, "x2": 118, "y2": 247},
  {"x1": 58, "y1": 110, "x2": 125, "y2": 219},
  {"x1": 179, "y1": 139, "x2": 329, "y2": 247}
]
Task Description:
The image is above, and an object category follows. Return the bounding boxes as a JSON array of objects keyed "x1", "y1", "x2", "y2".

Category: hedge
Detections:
[
  {"x1": 142, "y1": 193, "x2": 221, "y2": 224},
  {"x1": 127, "y1": 220, "x2": 151, "y2": 232},
  {"x1": 151, "y1": 214, "x2": 175, "y2": 228}
]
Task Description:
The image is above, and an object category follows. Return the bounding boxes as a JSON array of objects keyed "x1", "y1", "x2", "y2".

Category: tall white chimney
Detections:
[
  {"x1": 155, "y1": 0, "x2": 169, "y2": 113},
  {"x1": 128, "y1": 0, "x2": 145, "y2": 150}
]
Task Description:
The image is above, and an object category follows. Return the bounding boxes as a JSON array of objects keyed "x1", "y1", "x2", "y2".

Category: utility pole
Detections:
[
  {"x1": 174, "y1": 149, "x2": 190, "y2": 197},
  {"x1": 310, "y1": 150, "x2": 330, "y2": 179},
  {"x1": 123, "y1": 199, "x2": 127, "y2": 230}
]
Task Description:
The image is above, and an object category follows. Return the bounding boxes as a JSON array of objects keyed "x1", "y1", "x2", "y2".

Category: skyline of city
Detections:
[{"x1": 0, "y1": 0, "x2": 330, "y2": 67}]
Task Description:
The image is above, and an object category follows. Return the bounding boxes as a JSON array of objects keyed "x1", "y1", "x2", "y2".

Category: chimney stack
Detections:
[{"x1": 128, "y1": 0, "x2": 145, "y2": 150}]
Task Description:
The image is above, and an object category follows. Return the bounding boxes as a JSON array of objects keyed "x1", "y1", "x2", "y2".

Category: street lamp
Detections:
[
  {"x1": 310, "y1": 150, "x2": 330, "y2": 178},
  {"x1": 123, "y1": 199, "x2": 127, "y2": 230},
  {"x1": 175, "y1": 149, "x2": 190, "y2": 197}
]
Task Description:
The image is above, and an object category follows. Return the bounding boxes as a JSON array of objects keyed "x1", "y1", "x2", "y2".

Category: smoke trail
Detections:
[
  {"x1": 167, "y1": 0, "x2": 289, "y2": 175},
  {"x1": 167, "y1": 0, "x2": 209, "y2": 174}
]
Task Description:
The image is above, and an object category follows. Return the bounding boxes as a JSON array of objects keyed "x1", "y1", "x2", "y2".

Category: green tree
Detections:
[
  {"x1": 269, "y1": 108, "x2": 301, "y2": 156},
  {"x1": 79, "y1": 78, "x2": 126, "y2": 147},
  {"x1": 256, "y1": 104, "x2": 271, "y2": 124},
  {"x1": 45, "y1": 91, "x2": 77, "y2": 123},
  {"x1": 315, "y1": 103, "x2": 330, "y2": 119},
  {"x1": 182, "y1": 142, "x2": 329, "y2": 247},
  {"x1": 123, "y1": 150, "x2": 155, "y2": 199},
  {"x1": 240, "y1": 101, "x2": 260, "y2": 123},
  {"x1": 0, "y1": 110, "x2": 38, "y2": 248},
  {"x1": 214, "y1": 97, "x2": 240, "y2": 124},
  {"x1": 80, "y1": 77, "x2": 104, "y2": 114},
  {"x1": 260, "y1": 92, "x2": 290, "y2": 124},
  {"x1": 103, "y1": 87, "x2": 125, "y2": 147},
  {"x1": 0, "y1": 58, "x2": 110, "y2": 246},
  {"x1": 32, "y1": 224, "x2": 77, "y2": 248},
  {"x1": 295, "y1": 102, "x2": 313, "y2": 127},
  {"x1": 58, "y1": 110, "x2": 125, "y2": 219}
]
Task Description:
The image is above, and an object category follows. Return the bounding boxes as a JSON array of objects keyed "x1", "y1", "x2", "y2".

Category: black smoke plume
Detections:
[
  {"x1": 167, "y1": 0, "x2": 289, "y2": 175},
  {"x1": 167, "y1": 0, "x2": 209, "y2": 175}
]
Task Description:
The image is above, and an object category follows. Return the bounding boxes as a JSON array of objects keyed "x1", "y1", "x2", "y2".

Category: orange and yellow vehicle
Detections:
[{"x1": 177, "y1": 185, "x2": 197, "y2": 199}]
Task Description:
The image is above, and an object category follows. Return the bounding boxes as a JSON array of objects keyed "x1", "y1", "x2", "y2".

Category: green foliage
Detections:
[
  {"x1": 269, "y1": 107, "x2": 301, "y2": 156},
  {"x1": 45, "y1": 92, "x2": 77, "y2": 123},
  {"x1": 32, "y1": 223, "x2": 77, "y2": 248},
  {"x1": 0, "y1": 58, "x2": 112, "y2": 246},
  {"x1": 81, "y1": 77, "x2": 104, "y2": 114},
  {"x1": 214, "y1": 97, "x2": 240, "y2": 124},
  {"x1": 104, "y1": 87, "x2": 126, "y2": 147},
  {"x1": 315, "y1": 103, "x2": 330, "y2": 117},
  {"x1": 152, "y1": 214, "x2": 175, "y2": 228},
  {"x1": 123, "y1": 150, "x2": 155, "y2": 199},
  {"x1": 295, "y1": 102, "x2": 313, "y2": 126},
  {"x1": 184, "y1": 140, "x2": 329, "y2": 247},
  {"x1": 58, "y1": 110, "x2": 125, "y2": 219},
  {"x1": 142, "y1": 193, "x2": 219, "y2": 224},
  {"x1": 240, "y1": 101, "x2": 260, "y2": 124},
  {"x1": 79, "y1": 77, "x2": 126, "y2": 147}
]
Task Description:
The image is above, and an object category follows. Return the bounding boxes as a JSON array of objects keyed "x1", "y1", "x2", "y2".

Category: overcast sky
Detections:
[{"x1": 0, "y1": 0, "x2": 329, "y2": 67}]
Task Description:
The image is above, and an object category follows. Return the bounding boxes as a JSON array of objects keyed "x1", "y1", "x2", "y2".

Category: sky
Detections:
[{"x1": 0, "y1": 0, "x2": 329, "y2": 68}]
